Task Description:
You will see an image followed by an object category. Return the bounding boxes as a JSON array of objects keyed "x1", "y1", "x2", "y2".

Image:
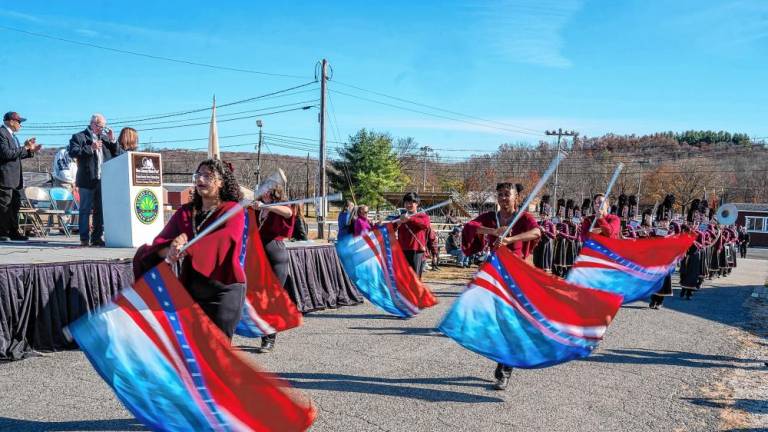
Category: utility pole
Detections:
[
  {"x1": 420, "y1": 146, "x2": 432, "y2": 191},
  {"x1": 545, "y1": 128, "x2": 577, "y2": 213},
  {"x1": 255, "y1": 119, "x2": 263, "y2": 187},
  {"x1": 317, "y1": 59, "x2": 329, "y2": 239},
  {"x1": 305, "y1": 153, "x2": 310, "y2": 218}
]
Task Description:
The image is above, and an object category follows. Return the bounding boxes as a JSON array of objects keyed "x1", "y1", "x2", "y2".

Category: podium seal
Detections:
[{"x1": 134, "y1": 189, "x2": 160, "y2": 224}]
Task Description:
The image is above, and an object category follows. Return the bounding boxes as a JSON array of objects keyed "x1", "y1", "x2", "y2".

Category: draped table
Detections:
[
  {"x1": 285, "y1": 241, "x2": 363, "y2": 312},
  {"x1": 0, "y1": 241, "x2": 362, "y2": 361}
]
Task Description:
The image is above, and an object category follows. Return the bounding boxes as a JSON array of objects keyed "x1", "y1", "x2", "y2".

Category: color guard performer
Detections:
[
  {"x1": 579, "y1": 194, "x2": 621, "y2": 241},
  {"x1": 394, "y1": 192, "x2": 431, "y2": 279},
  {"x1": 462, "y1": 182, "x2": 541, "y2": 390},
  {"x1": 253, "y1": 170, "x2": 296, "y2": 353}
]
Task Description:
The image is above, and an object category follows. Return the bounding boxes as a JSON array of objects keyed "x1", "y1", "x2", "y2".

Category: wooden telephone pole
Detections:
[{"x1": 545, "y1": 128, "x2": 578, "y2": 213}]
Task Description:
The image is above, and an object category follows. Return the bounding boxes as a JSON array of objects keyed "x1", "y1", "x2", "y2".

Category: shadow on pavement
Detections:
[
  {"x1": 0, "y1": 418, "x2": 145, "y2": 431},
  {"x1": 304, "y1": 313, "x2": 398, "y2": 320},
  {"x1": 346, "y1": 326, "x2": 444, "y2": 337},
  {"x1": 659, "y1": 284, "x2": 756, "y2": 331},
  {"x1": 583, "y1": 348, "x2": 763, "y2": 370},
  {"x1": 682, "y1": 397, "x2": 768, "y2": 415},
  {"x1": 279, "y1": 372, "x2": 503, "y2": 403}
]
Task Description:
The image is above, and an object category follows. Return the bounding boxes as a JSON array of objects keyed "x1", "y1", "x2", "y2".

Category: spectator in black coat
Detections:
[
  {"x1": 68, "y1": 113, "x2": 120, "y2": 247},
  {"x1": 0, "y1": 112, "x2": 42, "y2": 241}
]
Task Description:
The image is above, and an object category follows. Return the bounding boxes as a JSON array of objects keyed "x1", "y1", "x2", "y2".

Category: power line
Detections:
[
  {"x1": 332, "y1": 80, "x2": 544, "y2": 135},
  {"x1": 24, "y1": 82, "x2": 318, "y2": 128},
  {"x1": 330, "y1": 88, "x2": 546, "y2": 138},
  {"x1": 0, "y1": 25, "x2": 312, "y2": 79},
  {"x1": 135, "y1": 106, "x2": 315, "y2": 131}
]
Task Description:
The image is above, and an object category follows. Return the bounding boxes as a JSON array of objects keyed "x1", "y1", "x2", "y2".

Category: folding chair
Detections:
[
  {"x1": 23, "y1": 186, "x2": 70, "y2": 237},
  {"x1": 18, "y1": 194, "x2": 45, "y2": 238},
  {"x1": 49, "y1": 187, "x2": 78, "y2": 236}
]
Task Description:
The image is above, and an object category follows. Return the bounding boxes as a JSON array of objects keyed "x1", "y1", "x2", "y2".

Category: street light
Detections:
[{"x1": 255, "y1": 120, "x2": 263, "y2": 187}]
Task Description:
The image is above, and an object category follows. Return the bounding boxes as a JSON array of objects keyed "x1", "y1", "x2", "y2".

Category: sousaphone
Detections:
[{"x1": 715, "y1": 203, "x2": 738, "y2": 225}]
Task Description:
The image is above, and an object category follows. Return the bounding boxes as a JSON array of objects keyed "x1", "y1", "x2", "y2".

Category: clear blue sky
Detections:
[{"x1": 1, "y1": 1, "x2": 767, "y2": 160}]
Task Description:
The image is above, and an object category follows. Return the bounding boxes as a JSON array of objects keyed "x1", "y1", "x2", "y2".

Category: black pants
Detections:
[
  {"x1": 187, "y1": 273, "x2": 246, "y2": 339},
  {"x1": 263, "y1": 239, "x2": 291, "y2": 339},
  {"x1": 649, "y1": 294, "x2": 665, "y2": 307},
  {"x1": 403, "y1": 250, "x2": 425, "y2": 279},
  {"x1": 264, "y1": 239, "x2": 290, "y2": 286},
  {"x1": 740, "y1": 243, "x2": 747, "y2": 258},
  {"x1": 495, "y1": 363, "x2": 513, "y2": 379},
  {"x1": 0, "y1": 186, "x2": 21, "y2": 236}
]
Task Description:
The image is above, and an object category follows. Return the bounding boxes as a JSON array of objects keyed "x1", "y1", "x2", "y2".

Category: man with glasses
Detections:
[
  {"x1": 0, "y1": 112, "x2": 42, "y2": 241},
  {"x1": 69, "y1": 113, "x2": 120, "y2": 247}
]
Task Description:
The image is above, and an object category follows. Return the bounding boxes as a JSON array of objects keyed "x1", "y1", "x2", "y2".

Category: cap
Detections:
[
  {"x1": 403, "y1": 192, "x2": 420, "y2": 203},
  {"x1": 3, "y1": 112, "x2": 26, "y2": 123}
]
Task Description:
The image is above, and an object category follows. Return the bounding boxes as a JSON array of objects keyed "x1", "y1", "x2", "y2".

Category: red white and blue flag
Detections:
[
  {"x1": 236, "y1": 208, "x2": 302, "y2": 337},
  {"x1": 438, "y1": 247, "x2": 622, "y2": 368},
  {"x1": 336, "y1": 224, "x2": 437, "y2": 318},
  {"x1": 567, "y1": 234, "x2": 695, "y2": 303},
  {"x1": 68, "y1": 262, "x2": 316, "y2": 432}
]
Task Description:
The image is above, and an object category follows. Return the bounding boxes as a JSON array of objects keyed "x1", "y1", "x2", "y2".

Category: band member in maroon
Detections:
[
  {"x1": 133, "y1": 159, "x2": 246, "y2": 339},
  {"x1": 253, "y1": 178, "x2": 296, "y2": 353},
  {"x1": 395, "y1": 192, "x2": 431, "y2": 279},
  {"x1": 462, "y1": 182, "x2": 541, "y2": 391},
  {"x1": 579, "y1": 193, "x2": 621, "y2": 241}
]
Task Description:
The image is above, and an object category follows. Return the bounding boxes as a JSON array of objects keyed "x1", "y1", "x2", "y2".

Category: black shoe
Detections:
[
  {"x1": 494, "y1": 375, "x2": 510, "y2": 390},
  {"x1": 0, "y1": 236, "x2": 10, "y2": 242},
  {"x1": 90, "y1": 239, "x2": 106, "y2": 247},
  {"x1": 8, "y1": 232, "x2": 28, "y2": 241},
  {"x1": 258, "y1": 334, "x2": 276, "y2": 353}
]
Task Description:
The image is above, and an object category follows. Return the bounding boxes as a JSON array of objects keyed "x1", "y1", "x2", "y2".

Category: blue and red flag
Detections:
[
  {"x1": 438, "y1": 246, "x2": 622, "y2": 368},
  {"x1": 68, "y1": 262, "x2": 316, "y2": 432},
  {"x1": 567, "y1": 233, "x2": 695, "y2": 303},
  {"x1": 236, "y1": 207, "x2": 302, "y2": 337},
  {"x1": 336, "y1": 224, "x2": 437, "y2": 318}
]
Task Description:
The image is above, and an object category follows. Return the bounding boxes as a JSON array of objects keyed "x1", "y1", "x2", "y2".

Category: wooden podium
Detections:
[{"x1": 101, "y1": 152, "x2": 165, "y2": 247}]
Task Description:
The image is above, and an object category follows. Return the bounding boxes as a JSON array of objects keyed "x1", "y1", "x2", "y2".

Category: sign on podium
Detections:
[{"x1": 102, "y1": 152, "x2": 165, "y2": 247}]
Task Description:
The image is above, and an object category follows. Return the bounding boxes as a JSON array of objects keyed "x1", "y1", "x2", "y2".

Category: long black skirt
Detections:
[
  {"x1": 679, "y1": 250, "x2": 703, "y2": 289},
  {"x1": 533, "y1": 237, "x2": 554, "y2": 271},
  {"x1": 187, "y1": 269, "x2": 246, "y2": 339}
]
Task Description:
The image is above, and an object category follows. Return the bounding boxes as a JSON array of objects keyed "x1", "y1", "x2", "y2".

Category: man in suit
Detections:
[
  {"x1": 68, "y1": 113, "x2": 119, "y2": 247},
  {"x1": 0, "y1": 112, "x2": 42, "y2": 241}
]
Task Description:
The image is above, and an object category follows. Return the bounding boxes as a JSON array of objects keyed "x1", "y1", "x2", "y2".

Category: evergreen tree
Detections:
[{"x1": 329, "y1": 129, "x2": 404, "y2": 208}]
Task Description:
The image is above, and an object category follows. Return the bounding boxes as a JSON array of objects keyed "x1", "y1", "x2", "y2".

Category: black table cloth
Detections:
[
  {"x1": 285, "y1": 241, "x2": 363, "y2": 312},
  {"x1": 1, "y1": 242, "x2": 362, "y2": 360},
  {"x1": 0, "y1": 260, "x2": 133, "y2": 361}
]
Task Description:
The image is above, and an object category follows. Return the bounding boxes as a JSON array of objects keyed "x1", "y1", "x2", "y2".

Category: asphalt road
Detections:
[{"x1": 1, "y1": 258, "x2": 766, "y2": 432}]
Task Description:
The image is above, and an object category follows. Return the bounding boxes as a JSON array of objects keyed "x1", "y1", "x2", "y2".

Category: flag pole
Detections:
[
  {"x1": 498, "y1": 152, "x2": 566, "y2": 239},
  {"x1": 177, "y1": 193, "x2": 342, "y2": 255},
  {"x1": 381, "y1": 198, "x2": 454, "y2": 225},
  {"x1": 588, "y1": 163, "x2": 624, "y2": 231}
]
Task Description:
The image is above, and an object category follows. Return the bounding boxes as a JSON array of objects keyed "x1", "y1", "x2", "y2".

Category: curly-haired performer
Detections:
[{"x1": 133, "y1": 159, "x2": 246, "y2": 339}]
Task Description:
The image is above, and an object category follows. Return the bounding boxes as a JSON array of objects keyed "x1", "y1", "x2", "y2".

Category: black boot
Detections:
[
  {"x1": 493, "y1": 363, "x2": 512, "y2": 390},
  {"x1": 258, "y1": 333, "x2": 276, "y2": 353}
]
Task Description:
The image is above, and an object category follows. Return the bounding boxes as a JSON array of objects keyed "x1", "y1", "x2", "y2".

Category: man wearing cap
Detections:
[
  {"x1": 395, "y1": 192, "x2": 431, "y2": 278},
  {"x1": 69, "y1": 114, "x2": 119, "y2": 247},
  {"x1": 0, "y1": 112, "x2": 42, "y2": 241}
]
